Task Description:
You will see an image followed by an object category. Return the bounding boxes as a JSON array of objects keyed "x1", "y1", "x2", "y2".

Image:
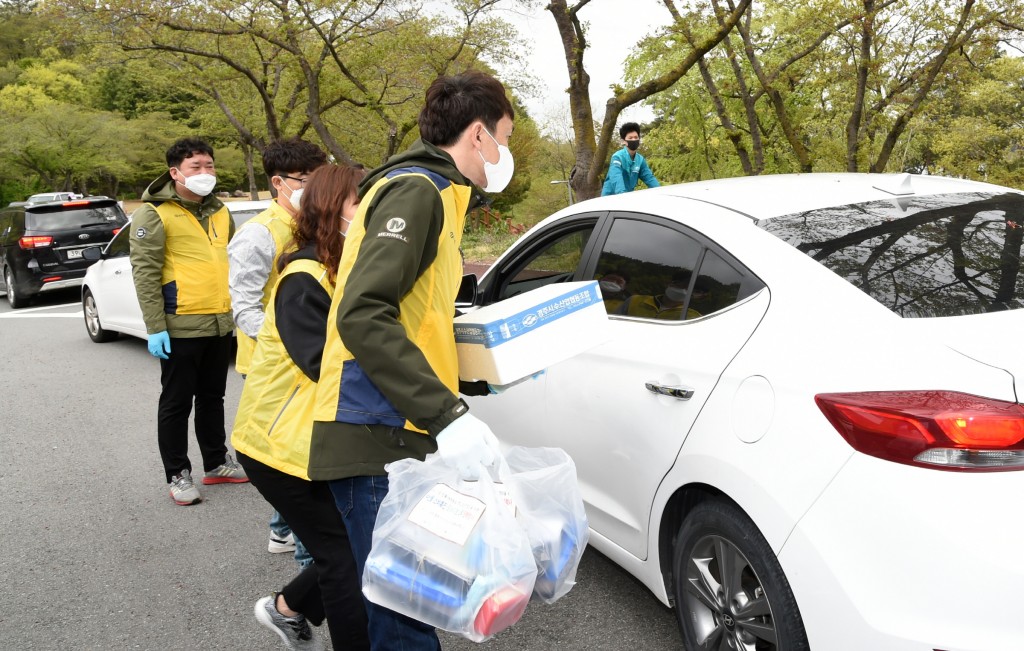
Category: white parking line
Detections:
[
  {"x1": 0, "y1": 312, "x2": 82, "y2": 319},
  {"x1": 0, "y1": 301, "x2": 82, "y2": 318}
]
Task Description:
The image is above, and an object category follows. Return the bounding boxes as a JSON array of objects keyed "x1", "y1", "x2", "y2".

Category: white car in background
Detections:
[
  {"x1": 81, "y1": 200, "x2": 270, "y2": 342},
  {"x1": 462, "y1": 173, "x2": 1024, "y2": 650}
]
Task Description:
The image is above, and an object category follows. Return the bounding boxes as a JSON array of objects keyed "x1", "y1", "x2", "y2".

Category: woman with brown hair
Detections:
[{"x1": 231, "y1": 163, "x2": 368, "y2": 651}]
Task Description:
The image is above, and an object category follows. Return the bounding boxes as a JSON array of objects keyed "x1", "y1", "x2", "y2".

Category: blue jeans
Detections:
[
  {"x1": 269, "y1": 510, "x2": 313, "y2": 569},
  {"x1": 329, "y1": 475, "x2": 441, "y2": 651}
]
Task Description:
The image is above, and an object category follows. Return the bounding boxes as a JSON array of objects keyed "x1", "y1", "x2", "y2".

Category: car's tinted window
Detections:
[
  {"x1": 760, "y1": 191, "x2": 1024, "y2": 317},
  {"x1": 105, "y1": 227, "x2": 130, "y2": 258},
  {"x1": 26, "y1": 205, "x2": 127, "y2": 231},
  {"x1": 593, "y1": 217, "x2": 703, "y2": 320},
  {"x1": 230, "y1": 209, "x2": 262, "y2": 227},
  {"x1": 499, "y1": 225, "x2": 595, "y2": 299}
]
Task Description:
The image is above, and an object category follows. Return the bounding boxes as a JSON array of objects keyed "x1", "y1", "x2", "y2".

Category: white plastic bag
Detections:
[
  {"x1": 362, "y1": 453, "x2": 537, "y2": 642},
  {"x1": 504, "y1": 446, "x2": 590, "y2": 604}
]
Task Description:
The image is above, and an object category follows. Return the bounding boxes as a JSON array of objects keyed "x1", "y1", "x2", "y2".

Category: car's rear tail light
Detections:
[
  {"x1": 815, "y1": 391, "x2": 1024, "y2": 471},
  {"x1": 62, "y1": 200, "x2": 90, "y2": 207},
  {"x1": 19, "y1": 235, "x2": 53, "y2": 249},
  {"x1": 42, "y1": 276, "x2": 62, "y2": 282},
  {"x1": 112, "y1": 227, "x2": 122, "y2": 235}
]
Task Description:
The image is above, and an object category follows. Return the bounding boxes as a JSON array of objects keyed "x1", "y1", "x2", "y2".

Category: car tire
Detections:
[
  {"x1": 82, "y1": 288, "x2": 118, "y2": 343},
  {"x1": 673, "y1": 499, "x2": 809, "y2": 651},
  {"x1": 4, "y1": 266, "x2": 30, "y2": 309}
]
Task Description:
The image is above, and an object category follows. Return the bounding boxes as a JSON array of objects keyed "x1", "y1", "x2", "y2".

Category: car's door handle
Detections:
[{"x1": 645, "y1": 382, "x2": 695, "y2": 400}]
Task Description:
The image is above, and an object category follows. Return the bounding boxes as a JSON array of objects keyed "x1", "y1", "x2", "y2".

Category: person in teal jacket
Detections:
[{"x1": 601, "y1": 122, "x2": 660, "y2": 196}]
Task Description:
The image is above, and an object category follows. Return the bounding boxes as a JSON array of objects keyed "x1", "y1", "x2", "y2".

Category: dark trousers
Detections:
[
  {"x1": 238, "y1": 452, "x2": 370, "y2": 651},
  {"x1": 157, "y1": 334, "x2": 232, "y2": 482}
]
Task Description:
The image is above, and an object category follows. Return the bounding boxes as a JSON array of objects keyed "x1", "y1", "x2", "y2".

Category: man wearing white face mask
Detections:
[
  {"x1": 130, "y1": 137, "x2": 248, "y2": 506},
  {"x1": 228, "y1": 137, "x2": 328, "y2": 564},
  {"x1": 309, "y1": 70, "x2": 514, "y2": 650}
]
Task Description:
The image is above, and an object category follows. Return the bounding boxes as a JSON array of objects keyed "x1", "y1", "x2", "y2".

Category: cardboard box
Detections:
[{"x1": 454, "y1": 281, "x2": 609, "y2": 385}]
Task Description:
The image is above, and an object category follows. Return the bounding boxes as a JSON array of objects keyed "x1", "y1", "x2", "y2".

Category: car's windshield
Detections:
[
  {"x1": 759, "y1": 191, "x2": 1024, "y2": 317},
  {"x1": 26, "y1": 205, "x2": 127, "y2": 231}
]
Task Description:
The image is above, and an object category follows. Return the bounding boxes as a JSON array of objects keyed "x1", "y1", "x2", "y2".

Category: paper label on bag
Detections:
[{"x1": 407, "y1": 484, "x2": 486, "y2": 546}]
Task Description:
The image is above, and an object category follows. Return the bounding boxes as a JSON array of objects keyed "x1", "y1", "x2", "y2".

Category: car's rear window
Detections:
[
  {"x1": 759, "y1": 191, "x2": 1024, "y2": 317},
  {"x1": 26, "y1": 204, "x2": 128, "y2": 231}
]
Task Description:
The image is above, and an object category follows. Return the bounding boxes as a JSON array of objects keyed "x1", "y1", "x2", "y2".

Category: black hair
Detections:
[
  {"x1": 619, "y1": 122, "x2": 641, "y2": 139},
  {"x1": 261, "y1": 137, "x2": 328, "y2": 177},
  {"x1": 166, "y1": 138, "x2": 214, "y2": 168},
  {"x1": 418, "y1": 71, "x2": 515, "y2": 147}
]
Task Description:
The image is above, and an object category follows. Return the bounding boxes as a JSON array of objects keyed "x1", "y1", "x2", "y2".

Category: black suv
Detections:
[{"x1": 0, "y1": 196, "x2": 128, "y2": 308}]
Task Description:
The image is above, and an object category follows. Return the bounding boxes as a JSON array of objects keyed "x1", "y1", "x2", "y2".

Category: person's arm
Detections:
[
  {"x1": 639, "y1": 155, "x2": 660, "y2": 188},
  {"x1": 276, "y1": 272, "x2": 331, "y2": 382},
  {"x1": 128, "y1": 204, "x2": 168, "y2": 334},
  {"x1": 337, "y1": 176, "x2": 461, "y2": 435},
  {"x1": 228, "y1": 223, "x2": 276, "y2": 339},
  {"x1": 605, "y1": 151, "x2": 627, "y2": 195}
]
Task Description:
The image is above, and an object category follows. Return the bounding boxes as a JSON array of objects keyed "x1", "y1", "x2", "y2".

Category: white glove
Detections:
[{"x1": 435, "y1": 412, "x2": 502, "y2": 479}]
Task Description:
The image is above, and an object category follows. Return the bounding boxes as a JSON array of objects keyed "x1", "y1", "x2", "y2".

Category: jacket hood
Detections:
[
  {"x1": 142, "y1": 170, "x2": 224, "y2": 211},
  {"x1": 357, "y1": 139, "x2": 483, "y2": 204}
]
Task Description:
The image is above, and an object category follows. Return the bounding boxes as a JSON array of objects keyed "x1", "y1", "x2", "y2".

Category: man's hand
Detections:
[
  {"x1": 147, "y1": 331, "x2": 171, "y2": 359},
  {"x1": 435, "y1": 412, "x2": 501, "y2": 479}
]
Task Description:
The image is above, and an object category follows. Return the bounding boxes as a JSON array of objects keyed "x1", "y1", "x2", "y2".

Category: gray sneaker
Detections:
[
  {"x1": 169, "y1": 470, "x2": 202, "y2": 506},
  {"x1": 254, "y1": 594, "x2": 324, "y2": 651},
  {"x1": 202, "y1": 453, "x2": 249, "y2": 485}
]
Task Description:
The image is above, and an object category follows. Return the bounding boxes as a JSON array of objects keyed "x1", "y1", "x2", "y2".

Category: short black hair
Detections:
[
  {"x1": 166, "y1": 138, "x2": 214, "y2": 168},
  {"x1": 418, "y1": 71, "x2": 515, "y2": 147},
  {"x1": 619, "y1": 122, "x2": 641, "y2": 139},
  {"x1": 262, "y1": 137, "x2": 328, "y2": 177}
]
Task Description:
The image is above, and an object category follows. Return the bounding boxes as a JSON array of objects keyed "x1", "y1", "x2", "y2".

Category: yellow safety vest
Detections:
[
  {"x1": 231, "y1": 259, "x2": 332, "y2": 480},
  {"x1": 313, "y1": 167, "x2": 469, "y2": 434},
  {"x1": 153, "y1": 201, "x2": 232, "y2": 315},
  {"x1": 235, "y1": 201, "x2": 296, "y2": 375}
]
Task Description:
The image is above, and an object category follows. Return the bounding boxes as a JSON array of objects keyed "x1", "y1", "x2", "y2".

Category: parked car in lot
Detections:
[
  {"x1": 81, "y1": 200, "x2": 270, "y2": 342},
  {"x1": 461, "y1": 173, "x2": 1024, "y2": 650},
  {"x1": 1, "y1": 196, "x2": 128, "y2": 308},
  {"x1": 26, "y1": 192, "x2": 80, "y2": 203}
]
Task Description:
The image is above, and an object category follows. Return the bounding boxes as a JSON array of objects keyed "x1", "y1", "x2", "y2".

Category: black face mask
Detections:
[{"x1": 626, "y1": 139, "x2": 640, "y2": 151}]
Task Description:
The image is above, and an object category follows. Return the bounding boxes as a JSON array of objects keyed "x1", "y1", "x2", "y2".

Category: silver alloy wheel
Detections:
[
  {"x1": 84, "y1": 292, "x2": 101, "y2": 336},
  {"x1": 683, "y1": 534, "x2": 778, "y2": 650},
  {"x1": 4, "y1": 268, "x2": 14, "y2": 308}
]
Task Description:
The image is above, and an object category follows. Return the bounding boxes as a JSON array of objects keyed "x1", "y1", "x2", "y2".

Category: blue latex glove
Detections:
[
  {"x1": 148, "y1": 331, "x2": 171, "y2": 359},
  {"x1": 488, "y1": 370, "x2": 546, "y2": 395},
  {"x1": 436, "y1": 412, "x2": 501, "y2": 479}
]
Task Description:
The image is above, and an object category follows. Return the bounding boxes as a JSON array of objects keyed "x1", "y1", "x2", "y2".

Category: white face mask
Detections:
[
  {"x1": 176, "y1": 170, "x2": 217, "y2": 197},
  {"x1": 600, "y1": 280, "x2": 625, "y2": 295},
  {"x1": 664, "y1": 286, "x2": 689, "y2": 303},
  {"x1": 288, "y1": 187, "x2": 303, "y2": 212},
  {"x1": 478, "y1": 127, "x2": 514, "y2": 193}
]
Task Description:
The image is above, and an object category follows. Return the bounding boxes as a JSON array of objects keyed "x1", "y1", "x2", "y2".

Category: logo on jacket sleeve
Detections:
[
  {"x1": 136, "y1": 227, "x2": 147, "y2": 239},
  {"x1": 377, "y1": 217, "x2": 409, "y2": 243}
]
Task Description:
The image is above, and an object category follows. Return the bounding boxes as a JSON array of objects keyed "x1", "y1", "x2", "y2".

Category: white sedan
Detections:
[
  {"x1": 463, "y1": 173, "x2": 1024, "y2": 651},
  {"x1": 81, "y1": 200, "x2": 270, "y2": 342}
]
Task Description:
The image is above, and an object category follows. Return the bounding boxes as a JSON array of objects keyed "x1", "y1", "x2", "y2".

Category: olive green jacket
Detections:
[{"x1": 128, "y1": 171, "x2": 235, "y2": 338}]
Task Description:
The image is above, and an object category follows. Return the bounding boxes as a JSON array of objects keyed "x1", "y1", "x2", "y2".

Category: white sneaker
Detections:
[
  {"x1": 254, "y1": 594, "x2": 324, "y2": 651},
  {"x1": 169, "y1": 470, "x2": 202, "y2": 506},
  {"x1": 268, "y1": 531, "x2": 296, "y2": 554}
]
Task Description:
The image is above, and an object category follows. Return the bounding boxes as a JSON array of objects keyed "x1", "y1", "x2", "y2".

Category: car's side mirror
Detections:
[
  {"x1": 455, "y1": 272, "x2": 478, "y2": 308},
  {"x1": 81, "y1": 246, "x2": 103, "y2": 261}
]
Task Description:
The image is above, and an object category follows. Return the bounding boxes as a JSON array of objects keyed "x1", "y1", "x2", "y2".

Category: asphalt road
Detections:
[{"x1": 0, "y1": 288, "x2": 684, "y2": 650}]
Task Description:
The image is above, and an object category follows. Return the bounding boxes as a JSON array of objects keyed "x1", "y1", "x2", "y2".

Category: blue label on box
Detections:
[{"x1": 454, "y1": 283, "x2": 600, "y2": 349}]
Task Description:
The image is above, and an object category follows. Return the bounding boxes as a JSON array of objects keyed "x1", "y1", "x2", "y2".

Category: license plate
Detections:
[{"x1": 66, "y1": 248, "x2": 83, "y2": 259}]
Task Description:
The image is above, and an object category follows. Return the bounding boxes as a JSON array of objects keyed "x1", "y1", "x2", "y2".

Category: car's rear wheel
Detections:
[
  {"x1": 83, "y1": 288, "x2": 118, "y2": 342},
  {"x1": 4, "y1": 266, "x2": 29, "y2": 309},
  {"x1": 673, "y1": 500, "x2": 808, "y2": 651}
]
